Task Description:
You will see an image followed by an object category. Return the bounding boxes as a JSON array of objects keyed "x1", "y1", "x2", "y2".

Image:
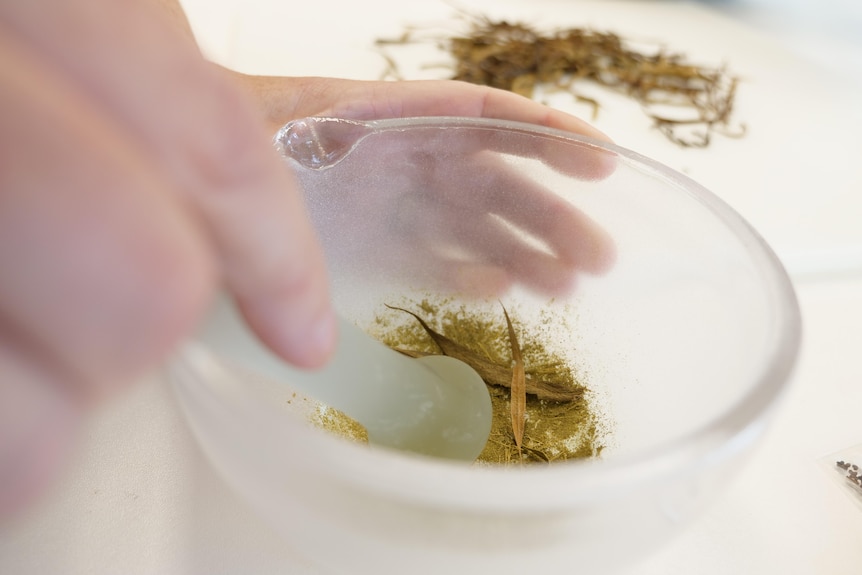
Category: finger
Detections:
[
  {"x1": 401, "y1": 151, "x2": 614, "y2": 277},
  {"x1": 1, "y1": 0, "x2": 337, "y2": 367},
  {"x1": 0, "y1": 31, "x2": 213, "y2": 395},
  {"x1": 408, "y1": 123, "x2": 617, "y2": 181},
  {"x1": 293, "y1": 78, "x2": 611, "y2": 142},
  {"x1": 304, "y1": 79, "x2": 617, "y2": 179},
  {"x1": 441, "y1": 153, "x2": 616, "y2": 274},
  {"x1": 447, "y1": 214, "x2": 581, "y2": 295},
  {"x1": 388, "y1": 233, "x2": 575, "y2": 298},
  {"x1": 0, "y1": 334, "x2": 80, "y2": 519},
  {"x1": 430, "y1": 262, "x2": 513, "y2": 297},
  {"x1": 281, "y1": 117, "x2": 613, "y2": 298},
  {"x1": 374, "y1": 249, "x2": 514, "y2": 298},
  {"x1": 405, "y1": 202, "x2": 580, "y2": 295}
]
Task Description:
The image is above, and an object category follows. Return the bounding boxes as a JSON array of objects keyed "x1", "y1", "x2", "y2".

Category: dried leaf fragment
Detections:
[
  {"x1": 502, "y1": 303, "x2": 526, "y2": 451},
  {"x1": 385, "y1": 305, "x2": 582, "y2": 402},
  {"x1": 375, "y1": 298, "x2": 607, "y2": 465},
  {"x1": 376, "y1": 12, "x2": 744, "y2": 147}
]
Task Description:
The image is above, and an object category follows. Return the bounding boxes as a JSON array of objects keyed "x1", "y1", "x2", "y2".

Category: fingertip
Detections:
[
  {"x1": 522, "y1": 260, "x2": 580, "y2": 297},
  {"x1": 544, "y1": 108, "x2": 614, "y2": 144},
  {"x1": 451, "y1": 264, "x2": 512, "y2": 297},
  {"x1": 570, "y1": 218, "x2": 618, "y2": 276},
  {"x1": 476, "y1": 84, "x2": 612, "y2": 144},
  {"x1": 296, "y1": 307, "x2": 338, "y2": 369},
  {"x1": 517, "y1": 100, "x2": 619, "y2": 182},
  {"x1": 238, "y1": 290, "x2": 338, "y2": 371},
  {"x1": 591, "y1": 231, "x2": 618, "y2": 275}
]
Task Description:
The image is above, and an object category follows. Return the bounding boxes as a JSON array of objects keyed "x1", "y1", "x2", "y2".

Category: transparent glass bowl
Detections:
[{"x1": 168, "y1": 117, "x2": 800, "y2": 574}]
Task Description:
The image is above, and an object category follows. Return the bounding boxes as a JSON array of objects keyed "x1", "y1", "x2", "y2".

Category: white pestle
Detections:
[{"x1": 186, "y1": 297, "x2": 493, "y2": 461}]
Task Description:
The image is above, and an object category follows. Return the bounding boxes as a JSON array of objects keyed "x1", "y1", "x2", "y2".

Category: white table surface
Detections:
[{"x1": 2, "y1": 1, "x2": 861, "y2": 573}]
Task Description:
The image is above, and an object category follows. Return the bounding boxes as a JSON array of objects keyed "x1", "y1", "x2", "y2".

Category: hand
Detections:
[
  {"x1": 237, "y1": 77, "x2": 615, "y2": 295},
  {"x1": 230, "y1": 73, "x2": 612, "y2": 142},
  {"x1": 0, "y1": 0, "x2": 610, "y2": 519},
  {"x1": 0, "y1": 0, "x2": 335, "y2": 518},
  {"x1": 277, "y1": 116, "x2": 616, "y2": 296}
]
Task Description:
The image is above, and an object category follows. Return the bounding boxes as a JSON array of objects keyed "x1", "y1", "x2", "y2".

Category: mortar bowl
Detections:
[{"x1": 168, "y1": 117, "x2": 800, "y2": 574}]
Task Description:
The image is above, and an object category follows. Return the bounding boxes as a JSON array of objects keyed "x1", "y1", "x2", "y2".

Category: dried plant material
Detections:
[
  {"x1": 377, "y1": 13, "x2": 744, "y2": 147},
  {"x1": 304, "y1": 402, "x2": 369, "y2": 443},
  {"x1": 374, "y1": 297, "x2": 607, "y2": 464},
  {"x1": 385, "y1": 304, "x2": 583, "y2": 402},
  {"x1": 502, "y1": 303, "x2": 526, "y2": 451},
  {"x1": 287, "y1": 393, "x2": 368, "y2": 443}
]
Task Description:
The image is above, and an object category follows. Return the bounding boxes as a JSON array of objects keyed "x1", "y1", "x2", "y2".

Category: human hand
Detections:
[
  {"x1": 277, "y1": 115, "x2": 615, "y2": 297},
  {"x1": 232, "y1": 74, "x2": 611, "y2": 142},
  {"x1": 236, "y1": 76, "x2": 615, "y2": 296},
  {"x1": 0, "y1": 0, "x2": 335, "y2": 518},
  {"x1": 0, "y1": 0, "x2": 611, "y2": 520}
]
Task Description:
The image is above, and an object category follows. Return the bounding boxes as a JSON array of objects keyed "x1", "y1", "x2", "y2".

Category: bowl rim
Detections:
[{"x1": 179, "y1": 116, "x2": 802, "y2": 513}]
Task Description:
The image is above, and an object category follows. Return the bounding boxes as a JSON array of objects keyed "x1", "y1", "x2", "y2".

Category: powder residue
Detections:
[
  {"x1": 370, "y1": 297, "x2": 607, "y2": 465},
  {"x1": 309, "y1": 406, "x2": 370, "y2": 444}
]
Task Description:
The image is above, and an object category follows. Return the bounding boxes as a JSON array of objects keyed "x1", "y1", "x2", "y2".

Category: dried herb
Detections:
[
  {"x1": 377, "y1": 12, "x2": 744, "y2": 147},
  {"x1": 384, "y1": 304, "x2": 582, "y2": 402},
  {"x1": 502, "y1": 303, "x2": 526, "y2": 451},
  {"x1": 374, "y1": 297, "x2": 606, "y2": 464}
]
